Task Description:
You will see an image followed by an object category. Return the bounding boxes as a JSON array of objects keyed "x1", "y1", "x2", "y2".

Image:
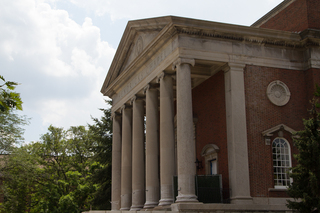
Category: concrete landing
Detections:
[{"x1": 83, "y1": 203, "x2": 295, "y2": 213}]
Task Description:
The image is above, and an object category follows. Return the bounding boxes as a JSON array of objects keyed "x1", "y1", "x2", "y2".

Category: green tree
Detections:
[
  {"x1": 0, "y1": 75, "x2": 22, "y2": 112},
  {"x1": 0, "y1": 75, "x2": 28, "y2": 153},
  {"x1": 88, "y1": 106, "x2": 112, "y2": 210},
  {"x1": 0, "y1": 125, "x2": 99, "y2": 213},
  {"x1": 0, "y1": 111, "x2": 29, "y2": 153},
  {"x1": 287, "y1": 86, "x2": 320, "y2": 213},
  {"x1": 0, "y1": 147, "x2": 38, "y2": 212}
]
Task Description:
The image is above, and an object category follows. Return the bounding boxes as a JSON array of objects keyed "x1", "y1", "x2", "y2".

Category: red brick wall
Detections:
[
  {"x1": 305, "y1": 68, "x2": 320, "y2": 101},
  {"x1": 260, "y1": 0, "x2": 309, "y2": 32},
  {"x1": 192, "y1": 71, "x2": 229, "y2": 190},
  {"x1": 244, "y1": 65, "x2": 310, "y2": 197},
  {"x1": 192, "y1": 65, "x2": 320, "y2": 198},
  {"x1": 306, "y1": 0, "x2": 320, "y2": 30}
]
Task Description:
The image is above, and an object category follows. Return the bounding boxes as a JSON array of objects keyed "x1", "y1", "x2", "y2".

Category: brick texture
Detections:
[
  {"x1": 260, "y1": 0, "x2": 320, "y2": 32},
  {"x1": 191, "y1": 66, "x2": 320, "y2": 198},
  {"x1": 192, "y1": 71, "x2": 229, "y2": 190},
  {"x1": 244, "y1": 65, "x2": 320, "y2": 197}
]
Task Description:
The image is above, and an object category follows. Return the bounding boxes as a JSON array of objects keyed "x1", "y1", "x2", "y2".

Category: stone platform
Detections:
[{"x1": 83, "y1": 202, "x2": 295, "y2": 213}]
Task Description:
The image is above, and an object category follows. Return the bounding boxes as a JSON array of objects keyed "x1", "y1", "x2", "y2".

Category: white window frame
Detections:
[{"x1": 272, "y1": 137, "x2": 292, "y2": 189}]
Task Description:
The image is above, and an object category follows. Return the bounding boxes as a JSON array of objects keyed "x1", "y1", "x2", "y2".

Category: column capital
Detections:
[
  {"x1": 172, "y1": 58, "x2": 195, "y2": 70},
  {"x1": 120, "y1": 104, "x2": 132, "y2": 113},
  {"x1": 156, "y1": 71, "x2": 174, "y2": 83},
  {"x1": 111, "y1": 112, "x2": 121, "y2": 121},
  {"x1": 130, "y1": 95, "x2": 145, "y2": 105},
  {"x1": 143, "y1": 83, "x2": 160, "y2": 94},
  {"x1": 223, "y1": 62, "x2": 246, "y2": 73}
]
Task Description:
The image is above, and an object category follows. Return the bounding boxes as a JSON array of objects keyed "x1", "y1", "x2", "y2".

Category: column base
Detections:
[
  {"x1": 130, "y1": 205, "x2": 143, "y2": 211},
  {"x1": 143, "y1": 201, "x2": 158, "y2": 209},
  {"x1": 176, "y1": 194, "x2": 198, "y2": 203},
  {"x1": 120, "y1": 207, "x2": 130, "y2": 211},
  {"x1": 158, "y1": 198, "x2": 174, "y2": 206}
]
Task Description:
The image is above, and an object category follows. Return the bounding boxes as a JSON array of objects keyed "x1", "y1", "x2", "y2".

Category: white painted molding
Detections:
[
  {"x1": 262, "y1": 124, "x2": 296, "y2": 137},
  {"x1": 201, "y1": 144, "x2": 220, "y2": 156},
  {"x1": 267, "y1": 80, "x2": 291, "y2": 106}
]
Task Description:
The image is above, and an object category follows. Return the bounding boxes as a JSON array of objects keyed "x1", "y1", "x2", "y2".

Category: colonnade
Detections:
[
  {"x1": 110, "y1": 59, "x2": 252, "y2": 210},
  {"x1": 111, "y1": 58, "x2": 198, "y2": 211}
]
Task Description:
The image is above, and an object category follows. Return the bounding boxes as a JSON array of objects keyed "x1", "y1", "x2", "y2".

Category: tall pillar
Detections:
[
  {"x1": 144, "y1": 84, "x2": 160, "y2": 209},
  {"x1": 173, "y1": 58, "x2": 198, "y2": 203},
  {"x1": 120, "y1": 105, "x2": 133, "y2": 210},
  {"x1": 158, "y1": 72, "x2": 175, "y2": 206},
  {"x1": 224, "y1": 62, "x2": 252, "y2": 204},
  {"x1": 111, "y1": 112, "x2": 122, "y2": 210},
  {"x1": 130, "y1": 96, "x2": 145, "y2": 211}
]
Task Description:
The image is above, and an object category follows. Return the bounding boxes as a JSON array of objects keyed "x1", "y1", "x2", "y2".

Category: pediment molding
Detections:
[
  {"x1": 261, "y1": 124, "x2": 296, "y2": 145},
  {"x1": 262, "y1": 124, "x2": 296, "y2": 137},
  {"x1": 101, "y1": 15, "x2": 320, "y2": 99}
]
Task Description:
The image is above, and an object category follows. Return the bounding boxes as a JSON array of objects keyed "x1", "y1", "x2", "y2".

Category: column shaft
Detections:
[
  {"x1": 111, "y1": 113, "x2": 122, "y2": 210},
  {"x1": 224, "y1": 63, "x2": 252, "y2": 204},
  {"x1": 158, "y1": 73, "x2": 175, "y2": 206},
  {"x1": 144, "y1": 86, "x2": 160, "y2": 209},
  {"x1": 131, "y1": 97, "x2": 145, "y2": 211},
  {"x1": 120, "y1": 106, "x2": 132, "y2": 210},
  {"x1": 175, "y1": 59, "x2": 198, "y2": 202}
]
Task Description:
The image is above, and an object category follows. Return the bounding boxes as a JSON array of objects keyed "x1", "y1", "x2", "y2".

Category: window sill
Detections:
[{"x1": 268, "y1": 188, "x2": 287, "y2": 192}]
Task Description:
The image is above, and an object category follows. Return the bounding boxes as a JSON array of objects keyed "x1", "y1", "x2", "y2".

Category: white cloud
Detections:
[
  {"x1": 65, "y1": 0, "x2": 283, "y2": 24},
  {"x1": 0, "y1": 0, "x2": 115, "y2": 141}
]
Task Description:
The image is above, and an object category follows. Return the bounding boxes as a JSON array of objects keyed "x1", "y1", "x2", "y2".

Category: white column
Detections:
[
  {"x1": 111, "y1": 112, "x2": 122, "y2": 210},
  {"x1": 173, "y1": 58, "x2": 198, "y2": 203},
  {"x1": 158, "y1": 72, "x2": 175, "y2": 206},
  {"x1": 224, "y1": 62, "x2": 252, "y2": 204},
  {"x1": 130, "y1": 96, "x2": 145, "y2": 211},
  {"x1": 143, "y1": 84, "x2": 160, "y2": 209},
  {"x1": 120, "y1": 105, "x2": 133, "y2": 210}
]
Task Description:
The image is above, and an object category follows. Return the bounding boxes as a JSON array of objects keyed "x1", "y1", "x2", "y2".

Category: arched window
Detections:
[
  {"x1": 201, "y1": 144, "x2": 219, "y2": 175},
  {"x1": 272, "y1": 138, "x2": 291, "y2": 188}
]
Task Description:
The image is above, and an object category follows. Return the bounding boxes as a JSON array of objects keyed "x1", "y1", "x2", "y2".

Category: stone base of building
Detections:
[{"x1": 82, "y1": 200, "x2": 296, "y2": 213}]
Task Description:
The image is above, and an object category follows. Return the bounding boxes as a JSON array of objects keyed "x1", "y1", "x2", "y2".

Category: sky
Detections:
[{"x1": 1, "y1": 0, "x2": 283, "y2": 143}]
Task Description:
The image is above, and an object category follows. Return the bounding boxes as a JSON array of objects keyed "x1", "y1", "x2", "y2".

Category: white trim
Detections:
[{"x1": 272, "y1": 137, "x2": 292, "y2": 189}]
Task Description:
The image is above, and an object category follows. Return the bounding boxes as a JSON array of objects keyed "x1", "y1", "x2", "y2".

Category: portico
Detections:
[
  {"x1": 110, "y1": 57, "x2": 252, "y2": 210},
  {"x1": 100, "y1": 13, "x2": 311, "y2": 212}
]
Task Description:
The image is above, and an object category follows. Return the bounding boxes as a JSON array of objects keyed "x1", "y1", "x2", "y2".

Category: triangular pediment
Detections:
[
  {"x1": 101, "y1": 16, "x2": 172, "y2": 95},
  {"x1": 120, "y1": 31, "x2": 161, "y2": 74},
  {"x1": 261, "y1": 124, "x2": 296, "y2": 137}
]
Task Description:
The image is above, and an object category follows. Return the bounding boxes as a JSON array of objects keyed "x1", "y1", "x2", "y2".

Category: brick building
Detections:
[{"x1": 99, "y1": 0, "x2": 320, "y2": 212}]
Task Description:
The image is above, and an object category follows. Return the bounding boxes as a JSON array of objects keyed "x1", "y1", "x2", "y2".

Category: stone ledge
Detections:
[
  {"x1": 84, "y1": 203, "x2": 294, "y2": 213},
  {"x1": 171, "y1": 203, "x2": 290, "y2": 211}
]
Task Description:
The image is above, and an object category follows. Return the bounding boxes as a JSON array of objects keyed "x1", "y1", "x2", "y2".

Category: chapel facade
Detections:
[{"x1": 100, "y1": 0, "x2": 320, "y2": 212}]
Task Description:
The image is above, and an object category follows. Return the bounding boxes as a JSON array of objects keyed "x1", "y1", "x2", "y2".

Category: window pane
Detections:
[{"x1": 272, "y1": 138, "x2": 291, "y2": 187}]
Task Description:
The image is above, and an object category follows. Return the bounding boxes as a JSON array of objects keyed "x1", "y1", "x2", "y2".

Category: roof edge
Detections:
[{"x1": 251, "y1": 0, "x2": 296, "y2": 28}]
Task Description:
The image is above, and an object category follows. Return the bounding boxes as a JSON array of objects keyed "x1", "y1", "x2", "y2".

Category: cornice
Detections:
[
  {"x1": 101, "y1": 15, "x2": 319, "y2": 98},
  {"x1": 174, "y1": 25, "x2": 302, "y2": 48}
]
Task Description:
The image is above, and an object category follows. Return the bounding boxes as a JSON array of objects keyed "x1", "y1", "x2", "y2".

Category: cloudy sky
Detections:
[{"x1": 1, "y1": 0, "x2": 283, "y2": 142}]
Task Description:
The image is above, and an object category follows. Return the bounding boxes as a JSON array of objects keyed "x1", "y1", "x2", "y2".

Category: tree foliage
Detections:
[
  {"x1": 287, "y1": 85, "x2": 320, "y2": 213},
  {"x1": 0, "y1": 126, "x2": 97, "y2": 212},
  {"x1": 0, "y1": 111, "x2": 29, "y2": 153},
  {"x1": 0, "y1": 75, "x2": 28, "y2": 153},
  {"x1": 88, "y1": 105, "x2": 112, "y2": 210},
  {"x1": 0, "y1": 75, "x2": 22, "y2": 112},
  {"x1": 0, "y1": 104, "x2": 113, "y2": 212}
]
